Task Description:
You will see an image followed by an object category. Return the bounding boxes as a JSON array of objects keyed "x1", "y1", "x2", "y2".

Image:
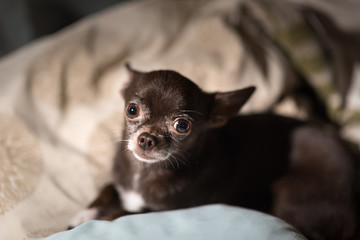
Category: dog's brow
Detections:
[
  {"x1": 180, "y1": 110, "x2": 205, "y2": 117},
  {"x1": 176, "y1": 114, "x2": 194, "y2": 122}
]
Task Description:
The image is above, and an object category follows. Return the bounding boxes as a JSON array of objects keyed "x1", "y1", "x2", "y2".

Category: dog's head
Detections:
[{"x1": 121, "y1": 64, "x2": 255, "y2": 164}]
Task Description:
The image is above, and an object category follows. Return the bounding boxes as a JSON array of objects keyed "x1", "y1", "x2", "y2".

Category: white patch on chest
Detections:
[{"x1": 116, "y1": 184, "x2": 145, "y2": 213}]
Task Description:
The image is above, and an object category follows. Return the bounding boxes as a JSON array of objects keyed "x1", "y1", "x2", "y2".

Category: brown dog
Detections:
[{"x1": 69, "y1": 65, "x2": 359, "y2": 240}]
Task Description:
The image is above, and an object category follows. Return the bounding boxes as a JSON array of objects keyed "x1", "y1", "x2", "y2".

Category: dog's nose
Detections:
[{"x1": 137, "y1": 133, "x2": 158, "y2": 150}]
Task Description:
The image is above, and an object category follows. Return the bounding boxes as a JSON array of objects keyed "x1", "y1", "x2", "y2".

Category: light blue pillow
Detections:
[{"x1": 30, "y1": 204, "x2": 306, "y2": 240}]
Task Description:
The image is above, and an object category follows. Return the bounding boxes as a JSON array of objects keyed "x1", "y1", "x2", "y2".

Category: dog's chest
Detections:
[{"x1": 116, "y1": 173, "x2": 146, "y2": 212}]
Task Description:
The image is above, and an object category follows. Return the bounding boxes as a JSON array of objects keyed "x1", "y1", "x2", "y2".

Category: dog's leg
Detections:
[
  {"x1": 68, "y1": 183, "x2": 125, "y2": 229},
  {"x1": 272, "y1": 127, "x2": 358, "y2": 240},
  {"x1": 98, "y1": 209, "x2": 141, "y2": 221}
]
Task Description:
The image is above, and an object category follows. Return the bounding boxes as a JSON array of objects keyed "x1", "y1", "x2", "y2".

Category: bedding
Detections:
[
  {"x1": 0, "y1": 0, "x2": 359, "y2": 239},
  {"x1": 30, "y1": 204, "x2": 306, "y2": 240}
]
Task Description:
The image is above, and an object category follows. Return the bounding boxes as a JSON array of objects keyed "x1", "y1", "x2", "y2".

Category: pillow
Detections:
[{"x1": 30, "y1": 204, "x2": 306, "y2": 240}]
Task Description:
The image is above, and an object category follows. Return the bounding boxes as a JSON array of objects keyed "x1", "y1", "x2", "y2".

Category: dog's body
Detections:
[{"x1": 69, "y1": 66, "x2": 359, "y2": 240}]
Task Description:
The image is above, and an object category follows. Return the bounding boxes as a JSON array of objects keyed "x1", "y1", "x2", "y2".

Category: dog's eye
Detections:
[
  {"x1": 126, "y1": 104, "x2": 140, "y2": 119},
  {"x1": 173, "y1": 119, "x2": 191, "y2": 134}
]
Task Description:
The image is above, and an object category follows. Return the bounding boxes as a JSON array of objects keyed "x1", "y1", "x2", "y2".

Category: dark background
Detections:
[
  {"x1": 0, "y1": 0, "x2": 359, "y2": 59},
  {"x1": 0, "y1": 0, "x2": 131, "y2": 57}
]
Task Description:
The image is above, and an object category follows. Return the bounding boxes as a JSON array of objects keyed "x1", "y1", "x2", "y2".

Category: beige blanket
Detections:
[{"x1": 0, "y1": 0, "x2": 359, "y2": 239}]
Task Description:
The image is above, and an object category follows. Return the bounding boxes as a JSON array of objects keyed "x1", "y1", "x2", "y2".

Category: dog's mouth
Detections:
[
  {"x1": 127, "y1": 131, "x2": 172, "y2": 163},
  {"x1": 131, "y1": 149, "x2": 170, "y2": 163}
]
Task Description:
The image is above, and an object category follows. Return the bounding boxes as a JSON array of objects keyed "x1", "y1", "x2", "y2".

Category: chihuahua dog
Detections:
[{"x1": 69, "y1": 65, "x2": 359, "y2": 240}]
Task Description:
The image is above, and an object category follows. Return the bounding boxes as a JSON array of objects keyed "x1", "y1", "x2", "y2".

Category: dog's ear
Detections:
[
  {"x1": 209, "y1": 86, "x2": 255, "y2": 128},
  {"x1": 121, "y1": 62, "x2": 142, "y2": 97},
  {"x1": 124, "y1": 62, "x2": 142, "y2": 77}
]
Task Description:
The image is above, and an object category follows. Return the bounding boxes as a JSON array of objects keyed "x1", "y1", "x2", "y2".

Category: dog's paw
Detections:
[{"x1": 68, "y1": 208, "x2": 99, "y2": 229}]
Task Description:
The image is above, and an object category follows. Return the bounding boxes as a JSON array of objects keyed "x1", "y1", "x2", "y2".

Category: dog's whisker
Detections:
[
  {"x1": 113, "y1": 139, "x2": 130, "y2": 144},
  {"x1": 174, "y1": 154, "x2": 181, "y2": 169},
  {"x1": 111, "y1": 130, "x2": 127, "y2": 137},
  {"x1": 164, "y1": 159, "x2": 169, "y2": 169},
  {"x1": 168, "y1": 157, "x2": 176, "y2": 170},
  {"x1": 173, "y1": 151, "x2": 189, "y2": 167},
  {"x1": 168, "y1": 154, "x2": 177, "y2": 170},
  {"x1": 176, "y1": 159, "x2": 180, "y2": 170}
]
